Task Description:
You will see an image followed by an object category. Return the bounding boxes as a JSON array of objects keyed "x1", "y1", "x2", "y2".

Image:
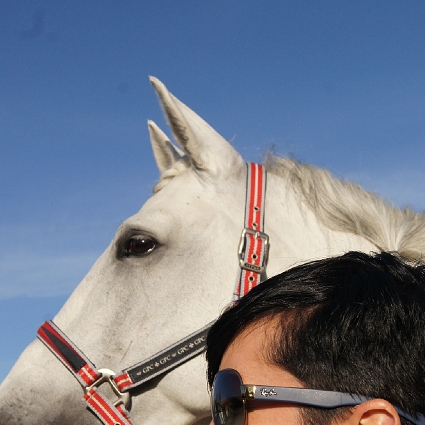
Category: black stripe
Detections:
[{"x1": 43, "y1": 327, "x2": 86, "y2": 373}]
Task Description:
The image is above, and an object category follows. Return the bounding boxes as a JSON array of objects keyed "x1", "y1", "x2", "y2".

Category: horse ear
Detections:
[
  {"x1": 148, "y1": 120, "x2": 183, "y2": 173},
  {"x1": 149, "y1": 76, "x2": 244, "y2": 175}
]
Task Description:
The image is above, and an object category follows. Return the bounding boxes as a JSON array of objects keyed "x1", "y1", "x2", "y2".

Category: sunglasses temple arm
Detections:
[{"x1": 244, "y1": 386, "x2": 425, "y2": 425}]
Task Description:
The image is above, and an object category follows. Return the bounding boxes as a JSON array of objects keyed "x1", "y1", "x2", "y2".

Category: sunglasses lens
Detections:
[{"x1": 212, "y1": 369, "x2": 245, "y2": 425}]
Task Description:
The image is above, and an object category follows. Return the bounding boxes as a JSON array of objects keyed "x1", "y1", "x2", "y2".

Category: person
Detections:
[{"x1": 206, "y1": 251, "x2": 425, "y2": 425}]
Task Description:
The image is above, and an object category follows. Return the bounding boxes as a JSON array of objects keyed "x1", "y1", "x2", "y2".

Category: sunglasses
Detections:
[{"x1": 211, "y1": 368, "x2": 425, "y2": 425}]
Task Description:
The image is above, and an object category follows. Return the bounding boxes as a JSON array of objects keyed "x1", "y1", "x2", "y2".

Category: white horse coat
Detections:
[{"x1": 0, "y1": 77, "x2": 424, "y2": 424}]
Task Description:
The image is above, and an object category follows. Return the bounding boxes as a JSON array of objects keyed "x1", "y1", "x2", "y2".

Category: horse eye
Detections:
[{"x1": 123, "y1": 237, "x2": 156, "y2": 256}]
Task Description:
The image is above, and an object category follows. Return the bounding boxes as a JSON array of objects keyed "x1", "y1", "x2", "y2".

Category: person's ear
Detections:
[{"x1": 340, "y1": 399, "x2": 401, "y2": 425}]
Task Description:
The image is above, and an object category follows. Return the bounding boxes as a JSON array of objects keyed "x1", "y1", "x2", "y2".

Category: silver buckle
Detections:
[
  {"x1": 238, "y1": 228, "x2": 270, "y2": 274},
  {"x1": 86, "y1": 368, "x2": 131, "y2": 409}
]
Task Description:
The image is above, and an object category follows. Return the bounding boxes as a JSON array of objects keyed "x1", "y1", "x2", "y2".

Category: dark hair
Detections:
[{"x1": 206, "y1": 252, "x2": 425, "y2": 425}]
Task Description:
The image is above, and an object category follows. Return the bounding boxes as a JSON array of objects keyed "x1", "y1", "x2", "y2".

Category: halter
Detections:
[{"x1": 36, "y1": 162, "x2": 269, "y2": 425}]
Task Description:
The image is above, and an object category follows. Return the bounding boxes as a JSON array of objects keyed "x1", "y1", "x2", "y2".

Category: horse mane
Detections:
[{"x1": 264, "y1": 154, "x2": 425, "y2": 261}]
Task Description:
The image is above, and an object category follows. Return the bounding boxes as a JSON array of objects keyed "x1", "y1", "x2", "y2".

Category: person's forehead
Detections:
[{"x1": 219, "y1": 320, "x2": 302, "y2": 388}]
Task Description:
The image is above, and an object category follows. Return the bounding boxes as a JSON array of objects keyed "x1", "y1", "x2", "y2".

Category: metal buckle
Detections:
[
  {"x1": 238, "y1": 228, "x2": 270, "y2": 274},
  {"x1": 86, "y1": 368, "x2": 131, "y2": 409}
]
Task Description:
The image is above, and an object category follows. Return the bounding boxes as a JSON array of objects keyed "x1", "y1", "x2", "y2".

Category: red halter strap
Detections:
[
  {"x1": 37, "y1": 320, "x2": 133, "y2": 425},
  {"x1": 37, "y1": 319, "x2": 212, "y2": 425},
  {"x1": 235, "y1": 162, "x2": 269, "y2": 300},
  {"x1": 36, "y1": 162, "x2": 268, "y2": 424}
]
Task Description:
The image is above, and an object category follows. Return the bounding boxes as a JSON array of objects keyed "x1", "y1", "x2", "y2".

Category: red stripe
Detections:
[
  {"x1": 256, "y1": 166, "x2": 264, "y2": 230},
  {"x1": 85, "y1": 388, "x2": 131, "y2": 425},
  {"x1": 78, "y1": 365, "x2": 101, "y2": 385},
  {"x1": 114, "y1": 373, "x2": 133, "y2": 391},
  {"x1": 247, "y1": 235, "x2": 255, "y2": 266},
  {"x1": 117, "y1": 405, "x2": 132, "y2": 424},
  {"x1": 252, "y1": 164, "x2": 259, "y2": 226},
  {"x1": 247, "y1": 163, "x2": 256, "y2": 227}
]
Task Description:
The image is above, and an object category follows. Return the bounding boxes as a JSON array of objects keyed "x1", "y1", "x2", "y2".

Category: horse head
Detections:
[{"x1": 1, "y1": 78, "x2": 424, "y2": 425}]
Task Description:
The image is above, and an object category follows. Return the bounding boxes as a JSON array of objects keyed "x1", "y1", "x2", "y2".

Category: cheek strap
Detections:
[{"x1": 235, "y1": 162, "x2": 269, "y2": 300}]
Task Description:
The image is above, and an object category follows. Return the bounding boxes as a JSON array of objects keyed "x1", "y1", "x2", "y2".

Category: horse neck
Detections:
[{"x1": 265, "y1": 172, "x2": 377, "y2": 277}]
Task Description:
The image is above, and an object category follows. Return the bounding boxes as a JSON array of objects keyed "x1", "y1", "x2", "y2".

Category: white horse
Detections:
[{"x1": 1, "y1": 77, "x2": 424, "y2": 425}]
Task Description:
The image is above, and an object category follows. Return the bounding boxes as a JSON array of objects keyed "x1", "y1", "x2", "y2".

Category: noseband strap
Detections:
[
  {"x1": 37, "y1": 320, "x2": 213, "y2": 425},
  {"x1": 36, "y1": 162, "x2": 268, "y2": 425}
]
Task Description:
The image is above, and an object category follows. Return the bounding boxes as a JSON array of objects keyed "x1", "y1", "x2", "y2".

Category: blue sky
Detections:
[{"x1": 1, "y1": 1, "x2": 424, "y2": 381}]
